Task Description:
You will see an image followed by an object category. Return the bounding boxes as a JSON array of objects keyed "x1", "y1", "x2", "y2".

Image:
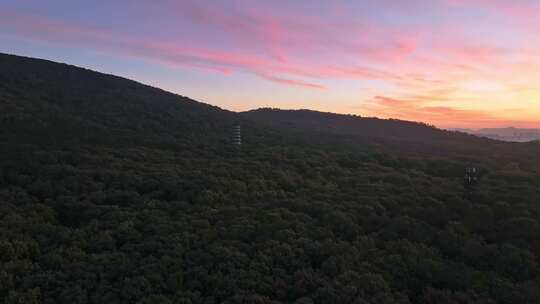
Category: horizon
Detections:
[{"x1": 2, "y1": 0, "x2": 540, "y2": 129}]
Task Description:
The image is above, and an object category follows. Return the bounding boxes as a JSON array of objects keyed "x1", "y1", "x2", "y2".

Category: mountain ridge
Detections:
[
  {"x1": 4, "y1": 52, "x2": 531, "y2": 147},
  {"x1": 3, "y1": 52, "x2": 539, "y2": 167}
]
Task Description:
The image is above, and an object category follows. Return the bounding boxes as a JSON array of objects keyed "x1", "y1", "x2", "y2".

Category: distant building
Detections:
[{"x1": 232, "y1": 122, "x2": 241, "y2": 146}]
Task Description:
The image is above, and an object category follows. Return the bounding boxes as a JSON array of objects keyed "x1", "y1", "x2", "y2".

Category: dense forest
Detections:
[{"x1": 1, "y1": 53, "x2": 540, "y2": 304}]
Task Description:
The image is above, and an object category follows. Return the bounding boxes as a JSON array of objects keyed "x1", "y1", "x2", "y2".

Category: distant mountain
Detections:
[{"x1": 452, "y1": 127, "x2": 540, "y2": 142}]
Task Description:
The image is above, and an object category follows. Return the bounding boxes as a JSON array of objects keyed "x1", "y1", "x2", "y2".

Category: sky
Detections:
[{"x1": 1, "y1": 0, "x2": 540, "y2": 129}]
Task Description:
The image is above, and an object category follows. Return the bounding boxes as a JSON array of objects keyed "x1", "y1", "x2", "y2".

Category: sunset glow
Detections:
[{"x1": 2, "y1": 0, "x2": 540, "y2": 128}]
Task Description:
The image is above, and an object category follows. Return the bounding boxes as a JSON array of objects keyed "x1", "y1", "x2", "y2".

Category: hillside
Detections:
[
  {"x1": 242, "y1": 108, "x2": 540, "y2": 168},
  {"x1": 243, "y1": 108, "x2": 455, "y2": 141},
  {"x1": 1, "y1": 53, "x2": 540, "y2": 304},
  {"x1": 0, "y1": 53, "x2": 240, "y2": 148}
]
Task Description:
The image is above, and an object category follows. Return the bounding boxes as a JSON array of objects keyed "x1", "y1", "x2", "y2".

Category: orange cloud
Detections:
[{"x1": 361, "y1": 94, "x2": 499, "y2": 128}]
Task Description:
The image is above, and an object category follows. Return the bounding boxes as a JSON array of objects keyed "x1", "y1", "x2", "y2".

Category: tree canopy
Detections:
[{"x1": 1, "y1": 53, "x2": 540, "y2": 304}]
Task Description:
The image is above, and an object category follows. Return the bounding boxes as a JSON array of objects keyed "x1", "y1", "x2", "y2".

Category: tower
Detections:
[
  {"x1": 464, "y1": 167, "x2": 478, "y2": 197},
  {"x1": 231, "y1": 122, "x2": 241, "y2": 146}
]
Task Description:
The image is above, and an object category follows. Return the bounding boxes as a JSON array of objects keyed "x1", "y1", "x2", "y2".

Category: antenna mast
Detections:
[{"x1": 232, "y1": 122, "x2": 242, "y2": 146}]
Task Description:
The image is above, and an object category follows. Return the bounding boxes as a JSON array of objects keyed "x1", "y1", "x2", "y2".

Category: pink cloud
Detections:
[
  {"x1": 0, "y1": 9, "x2": 411, "y2": 89},
  {"x1": 168, "y1": 1, "x2": 424, "y2": 67},
  {"x1": 5, "y1": 3, "x2": 513, "y2": 92},
  {"x1": 257, "y1": 74, "x2": 326, "y2": 90}
]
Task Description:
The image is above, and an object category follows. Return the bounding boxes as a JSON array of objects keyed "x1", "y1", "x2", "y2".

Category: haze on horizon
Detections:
[{"x1": 1, "y1": 0, "x2": 540, "y2": 129}]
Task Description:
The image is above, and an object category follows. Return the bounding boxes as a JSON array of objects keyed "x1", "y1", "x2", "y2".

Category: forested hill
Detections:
[
  {"x1": 2, "y1": 52, "x2": 537, "y2": 161},
  {"x1": 2, "y1": 53, "x2": 540, "y2": 304},
  {"x1": 241, "y1": 108, "x2": 540, "y2": 166},
  {"x1": 243, "y1": 108, "x2": 453, "y2": 141},
  {"x1": 0, "y1": 53, "x2": 240, "y2": 148}
]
